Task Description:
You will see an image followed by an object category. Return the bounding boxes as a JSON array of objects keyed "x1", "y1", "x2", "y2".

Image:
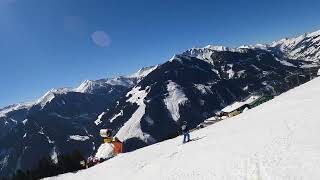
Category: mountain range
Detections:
[{"x1": 1, "y1": 29, "x2": 319, "y2": 176}]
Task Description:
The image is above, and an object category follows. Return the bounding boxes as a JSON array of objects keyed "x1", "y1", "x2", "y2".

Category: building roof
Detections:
[
  {"x1": 221, "y1": 95, "x2": 261, "y2": 113},
  {"x1": 242, "y1": 95, "x2": 262, "y2": 105}
]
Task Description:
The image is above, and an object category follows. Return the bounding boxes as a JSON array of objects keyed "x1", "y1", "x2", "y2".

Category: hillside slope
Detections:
[
  {"x1": 96, "y1": 48, "x2": 316, "y2": 152},
  {"x1": 50, "y1": 77, "x2": 320, "y2": 180}
]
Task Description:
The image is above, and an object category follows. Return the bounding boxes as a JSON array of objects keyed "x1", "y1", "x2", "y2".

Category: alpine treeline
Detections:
[{"x1": 0, "y1": 150, "x2": 85, "y2": 180}]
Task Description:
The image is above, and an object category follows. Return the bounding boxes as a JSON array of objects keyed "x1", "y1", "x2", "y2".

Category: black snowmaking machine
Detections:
[
  {"x1": 100, "y1": 129, "x2": 123, "y2": 155},
  {"x1": 100, "y1": 129, "x2": 113, "y2": 143},
  {"x1": 80, "y1": 129, "x2": 123, "y2": 169}
]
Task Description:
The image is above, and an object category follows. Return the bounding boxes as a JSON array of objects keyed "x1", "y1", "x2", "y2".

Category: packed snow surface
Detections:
[{"x1": 48, "y1": 77, "x2": 320, "y2": 180}]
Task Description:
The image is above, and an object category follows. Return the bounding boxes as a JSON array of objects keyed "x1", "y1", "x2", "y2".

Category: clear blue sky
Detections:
[{"x1": 1, "y1": 0, "x2": 320, "y2": 108}]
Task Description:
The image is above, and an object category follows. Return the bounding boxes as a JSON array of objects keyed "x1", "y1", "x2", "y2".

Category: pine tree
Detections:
[
  {"x1": 35, "y1": 157, "x2": 57, "y2": 178},
  {"x1": 11, "y1": 170, "x2": 27, "y2": 180},
  {"x1": 5, "y1": 149, "x2": 86, "y2": 180},
  {"x1": 70, "y1": 150, "x2": 85, "y2": 171}
]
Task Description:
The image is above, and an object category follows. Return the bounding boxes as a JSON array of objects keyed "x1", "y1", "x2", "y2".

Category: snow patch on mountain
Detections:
[
  {"x1": 95, "y1": 112, "x2": 106, "y2": 125},
  {"x1": 50, "y1": 147, "x2": 59, "y2": 164},
  {"x1": 46, "y1": 136, "x2": 55, "y2": 144},
  {"x1": 116, "y1": 87, "x2": 155, "y2": 144},
  {"x1": 109, "y1": 110, "x2": 123, "y2": 123},
  {"x1": 22, "y1": 119, "x2": 28, "y2": 125},
  {"x1": 300, "y1": 63, "x2": 319, "y2": 69},
  {"x1": 274, "y1": 57, "x2": 296, "y2": 67},
  {"x1": 49, "y1": 113, "x2": 72, "y2": 120},
  {"x1": 226, "y1": 64, "x2": 235, "y2": 79},
  {"x1": 194, "y1": 84, "x2": 213, "y2": 95},
  {"x1": 164, "y1": 81, "x2": 189, "y2": 122},
  {"x1": 38, "y1": 127, "x2": 45, "y2": 135},
  {"x1": 0, "y1": 155, "x2": 9, "y2": 171},
  {"x1": 10, "y1": 118, "x2": 17, "y2": 124},
  {"x1": 69, "y1": 135, "x2": 90, "y2": 141}
]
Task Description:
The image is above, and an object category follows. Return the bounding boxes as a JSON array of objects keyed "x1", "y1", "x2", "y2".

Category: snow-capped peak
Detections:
[
  {"x1": 238, "y1": 43, "x2": 269, "y2": 50},
  {"x1": 75, "y1": 77, "x2": 136, "y2": 94},
  {"x1": 76, "y1": 66, "x2": 158, "y2": 94},
  {"x1": 181, "y1": 45, "x2": 248, "y2": 62},
  {"x1": 308, "y1": 29, "x2": 320, "y2": 36},
  {"x1": 2, "y1": 67, "x2": 155, "y2": 115},
  {"x1": 105, "y1": 77, "x2": 135, "y2": 86},
  {"x1": 182, "y1": 29, "x2": 320, "y2": 62},
  {"x1": 76, "y1": 80, "x2": 95, "y2": 93},
  {"x1": 0, "y1": 88, "x2": 71, "y2": 117},
  {"x1": 128, "y1": 66, "x2": 157, "y2": 79},
  {"x1": 269, "y1": 29, "x2": 320, "y2": 61},
  {"x1": 204, "y1": 45, "x2": 230, "y2": 51},
  {"x1": 36, "y1": 88, "x2": 71, "y2": 108},
  {"x1": 183, "y1": 45, "x2": 236, "y2": 56},
  {"x1": 0, "y1": 103, "x2": 32, "y2": 118}
]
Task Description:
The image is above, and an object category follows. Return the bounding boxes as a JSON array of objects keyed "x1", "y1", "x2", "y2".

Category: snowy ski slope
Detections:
[{"x1": 48, "y1": 77, "x2": 320, "y2": 180}]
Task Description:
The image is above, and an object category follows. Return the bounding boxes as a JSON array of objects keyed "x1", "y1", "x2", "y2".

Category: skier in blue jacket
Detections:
[{"x1": 181, "y1": 121, "x2": 190, "y2": 143}]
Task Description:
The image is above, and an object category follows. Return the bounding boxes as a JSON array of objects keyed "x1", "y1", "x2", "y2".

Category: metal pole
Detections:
[{"x1": 309, "y1": 68, "x2": 312, "y2": 80}]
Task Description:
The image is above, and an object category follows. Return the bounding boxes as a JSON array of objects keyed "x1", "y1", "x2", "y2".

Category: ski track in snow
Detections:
[{"x1": 48, "y1": 77, "x2": 320, "y2": 180}]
